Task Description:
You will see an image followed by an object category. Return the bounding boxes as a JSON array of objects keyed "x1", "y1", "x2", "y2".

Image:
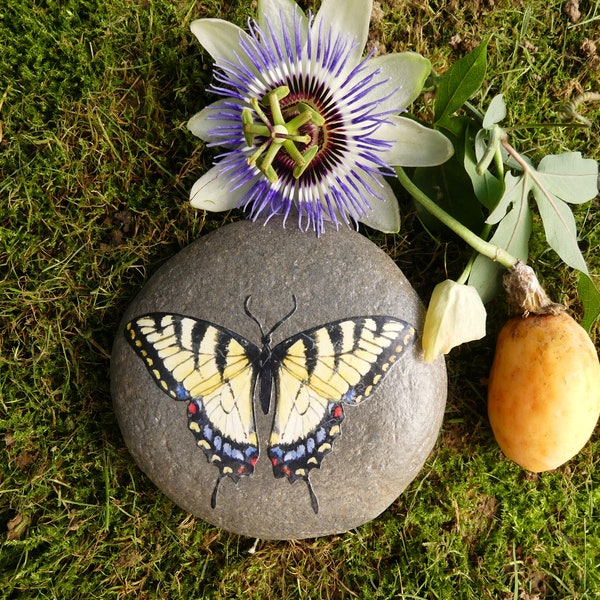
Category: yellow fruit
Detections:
[{"x1": 488, "y1": 311, "x2": 600, "y2": 472}]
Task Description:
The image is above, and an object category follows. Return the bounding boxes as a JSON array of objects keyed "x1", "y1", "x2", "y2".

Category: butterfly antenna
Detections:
[
  {"x1": 243, "y1": 296, "x2": 266, "y2": 338},
  {"x1": 306, "y1": 477, "x2": 319, "y2": 514},
  {"x1": 266, "y1": 294, "x2": 298, "y2": 338},
  {"x1": 210, "y1": 476, "x2": 222, "y2": 509},
  {"x1": 244, "y1": 295, "x2": 298, "y2": 341}
]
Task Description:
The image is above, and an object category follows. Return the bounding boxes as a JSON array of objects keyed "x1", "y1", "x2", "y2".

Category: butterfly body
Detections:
[{"x1": 125, "y1": 298, "x2": 416, "y2": 513}]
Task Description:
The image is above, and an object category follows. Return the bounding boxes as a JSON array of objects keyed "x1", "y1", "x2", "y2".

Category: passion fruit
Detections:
[{"x1": 488, "y1": 311, "x2": 600, "y2": 472}]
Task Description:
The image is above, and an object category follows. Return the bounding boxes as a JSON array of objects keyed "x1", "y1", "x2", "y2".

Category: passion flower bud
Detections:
[{"x1": 422, "y1": 280, "x2": 487, "y2": 362}]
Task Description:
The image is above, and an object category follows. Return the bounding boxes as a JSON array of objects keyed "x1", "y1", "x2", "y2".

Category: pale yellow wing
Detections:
[
  {"x1": 267, "y1": 316, "x2": 416, "y2": 496},
  {"x1": 125, "y1": 313, "x2": 261, "y2": 490}
]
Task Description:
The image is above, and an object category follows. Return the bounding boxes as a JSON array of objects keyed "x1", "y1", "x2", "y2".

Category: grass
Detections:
[{"x1": 1, "y1": 0, "x2": 599, "y2": 597}]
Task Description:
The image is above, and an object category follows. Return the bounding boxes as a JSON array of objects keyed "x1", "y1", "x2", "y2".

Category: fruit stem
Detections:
[{"x1": 503, "y1": 262, "x2": 565, "y2": 316}]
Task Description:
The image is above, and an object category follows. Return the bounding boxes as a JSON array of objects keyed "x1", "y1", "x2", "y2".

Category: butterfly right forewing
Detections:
[{"x1": 266, "y1": 316, "x2": 417, "y2": 513}]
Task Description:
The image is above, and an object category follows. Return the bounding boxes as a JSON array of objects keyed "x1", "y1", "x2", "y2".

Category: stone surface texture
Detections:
[{"x1": 111, "y1": 218, "x2": 447, "y2": 539}]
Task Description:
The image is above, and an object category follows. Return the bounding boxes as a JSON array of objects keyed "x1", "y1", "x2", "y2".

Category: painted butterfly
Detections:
[{"x1": 125, "y1": 297, "x2": 416, "y2": 513}]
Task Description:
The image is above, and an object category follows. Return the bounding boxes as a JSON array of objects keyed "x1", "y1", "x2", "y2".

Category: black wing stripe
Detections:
[
  {"x1": 327, "y1": 322, "x2": 345, "y2": 372},
  {"x1": 214, "y1": 329, "x2": 233, "y2": 376},
  {"x1": 303, "y1": 335, "x2": 319, "y2": 377},
  {"x1": 190, "y1": 319, "x2": 208, "y2": 368}
]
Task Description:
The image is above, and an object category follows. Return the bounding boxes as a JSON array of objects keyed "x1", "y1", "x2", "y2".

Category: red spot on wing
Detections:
[
  {"x1": 250, "y1": 457, "x2": 259, "y2": 467},
  {"x1": 188, "y1": 402, "x2": 198, "y2": 415},
  {"x1": 333, "y1": 405, "x2": 343, "y2": 418}
]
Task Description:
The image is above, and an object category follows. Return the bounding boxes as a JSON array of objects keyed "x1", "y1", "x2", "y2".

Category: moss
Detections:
[{"x1": 1, "y1": 0, "x2": 598, "y2": 597}]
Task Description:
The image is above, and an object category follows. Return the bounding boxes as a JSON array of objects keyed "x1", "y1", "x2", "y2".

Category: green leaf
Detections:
[
  {"x1": 531, "y1": 153, "x2": 598, "y2": 274},
  {"x1": 482, "y1": 94, "x2": 507, "y2": 129},
  {"x1": 463, "y1": 126, "x2": 504, "y2": 211},
  {"x1": 412, "y1": 117, "x2": 486, "y2": 235},
  {"x1": 486, "y1": 172, "x2": 526, "y2": 224},
  {"x1": 436, "y1": 113, "x2": 470, "y2": 139},
  {"x1": 490, "y1": 196, "x2": 532, "y2": 263},
  {"x1": 535, "y1": 152, "x2": 598, "y2": 204},
  {"x1": 434, "y1": 41, "x2": 488, "y2": 124},
  {"x1": 469, "y1": 176, "x2": 532, "y2": 303},
  {"x1": 578, "y1": 273, "x2": 600, "y2": 331},
  {"x1": 412, "y1": 158, "x2": 486, "y2": 235},
  {"x1": 534, "y1": 190, "x2": 589, "y2": 273}
]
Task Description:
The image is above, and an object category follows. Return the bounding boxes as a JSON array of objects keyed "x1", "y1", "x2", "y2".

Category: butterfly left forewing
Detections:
[
  {"x1": 125, "y1": 313, "x2": 261, "y2": 506},
  {"x1": 267, "y1": 316, "x2": 417, "y2": 512}
]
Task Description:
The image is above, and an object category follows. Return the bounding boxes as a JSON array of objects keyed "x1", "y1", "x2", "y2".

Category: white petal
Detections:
[
  {"x1": 190, "y1": 167, "x2": 248, "y2": 211},
  {"x1": 258, "y1": 0, "x2": 308, "y2": 47},
  {"x1": 187, "y1": 100, "x2": 243, "y2": 144},
  {"x1": 190, "y1": 19, "x2": 253, "y2": 66},
  {"x1": 356, "y1": 176, "x2": 400, "y2": 232},
  {"x1": 378, "y1": 116, "x2": 454, "y2": 167},
  {"x1": 361, "y1": 53, "x2": 431, "y2": 111},
  {"x1": 187, "y1": 105, "x2": 217, "y2": 142},
  {"x1": 422, "y1": 280, "x2": 487, "y2": 362},
  {"x1": 312, "y1": 0, "x2": 372, "y2": 67}
]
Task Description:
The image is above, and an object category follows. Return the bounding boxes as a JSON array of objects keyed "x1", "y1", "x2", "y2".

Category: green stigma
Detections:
[{"x1": 242, "y1": 86, "x2": 323, "y2": 183}]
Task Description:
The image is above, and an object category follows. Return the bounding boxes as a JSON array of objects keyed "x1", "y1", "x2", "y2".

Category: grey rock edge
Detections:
[{"x1": 111, "y1": 218, "x2": 447, "y2": 540}]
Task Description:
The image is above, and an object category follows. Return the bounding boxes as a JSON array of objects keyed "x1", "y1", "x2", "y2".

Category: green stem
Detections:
[
  {"x1": 476, "y1": 124, "x2": 502, "y2": 175},
  {"x1": 395, "y1": 167, "x2": 518, "y2": 270},
  {"x1": 463, "y1": 101, "x2": 485, "y2": 124},
  {"x1": 493, "y1": 144, "x2": 504, "y2": 179},
  {"x1": 500, "y1": 135, "x2": 530, "y2": 170},
  {"x1": 456, "y1": 221, "x2": 494, "y2": 284},
  {"x1": 456, "y1": 254, "x2": 475, "y2": 285}
]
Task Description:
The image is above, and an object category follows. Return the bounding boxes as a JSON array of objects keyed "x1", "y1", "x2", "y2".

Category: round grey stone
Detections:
[{"x1": 111, "y1": 218, "x2": 447, "y2": 539}]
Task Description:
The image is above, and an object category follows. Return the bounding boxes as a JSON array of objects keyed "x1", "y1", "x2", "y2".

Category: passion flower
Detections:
[{"x1": 187, "y1": 0, "x2": 453, "y2": 233}]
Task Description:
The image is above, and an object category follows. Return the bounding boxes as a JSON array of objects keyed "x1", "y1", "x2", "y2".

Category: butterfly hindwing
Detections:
[
  {"x1": 125, "y1": 314, "x2": 261, "y2": 503},
  {"x1": 267, "y1": 316, "x2": 417, "y2": 510}
]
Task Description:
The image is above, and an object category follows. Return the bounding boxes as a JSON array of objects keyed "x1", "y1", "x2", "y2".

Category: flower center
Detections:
[{"x1": 242, "y1": 86, "x2": 325, "y2": 183}]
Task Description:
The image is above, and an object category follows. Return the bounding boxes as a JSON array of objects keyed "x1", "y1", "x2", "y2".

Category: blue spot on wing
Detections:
[
  {"x1": 341, "y1": 388, "x2": 357, "y2": 403},
  {"x1": 175, "y1": 384, "x2": 189, "y2": 401}
]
